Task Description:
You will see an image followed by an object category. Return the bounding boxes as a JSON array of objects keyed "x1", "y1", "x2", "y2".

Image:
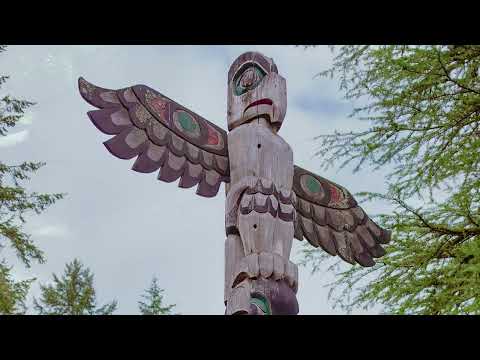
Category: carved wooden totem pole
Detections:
[{"x1": 78, "y1": 51, "x2": 391, "y2": 315}]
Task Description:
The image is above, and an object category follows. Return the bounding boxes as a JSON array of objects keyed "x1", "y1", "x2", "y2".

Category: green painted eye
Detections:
[{"x1": 234, "y1": 64, "x2": 266, "y2": 96}]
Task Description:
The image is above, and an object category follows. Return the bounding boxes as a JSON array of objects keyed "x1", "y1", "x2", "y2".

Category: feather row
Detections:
[
  {"x1": 239, "y1": 193, "x2": 295, "y2": 222},
  {"x1": 78, "y1": 77, "x2": 229, "y2": 198},
  {"x1": 294, "y1": 194, "x2": 391, "y2": 267}
]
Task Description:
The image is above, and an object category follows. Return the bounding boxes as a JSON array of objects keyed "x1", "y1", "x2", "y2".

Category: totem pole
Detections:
[{"x1": 78, "y1": 51, "x2": 391, "y2": 315}]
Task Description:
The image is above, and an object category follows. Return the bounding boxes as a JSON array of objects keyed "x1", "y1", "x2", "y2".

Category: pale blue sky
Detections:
[{"x1": 1, "y1": 45, "x2": 390, "y2": 314}]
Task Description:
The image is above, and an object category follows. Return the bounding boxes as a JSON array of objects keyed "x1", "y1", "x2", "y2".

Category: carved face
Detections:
[{"x1": 227, "y1": 52, "x2": 287, "y2": 132}]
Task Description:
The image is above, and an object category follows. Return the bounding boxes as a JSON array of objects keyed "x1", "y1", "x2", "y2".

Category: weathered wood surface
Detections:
[
  {"x1": 227, "y1": 52, "x2": 286, "y2": 132},
  {"x1": 224, "y1": 233, "x2": 245, "y2": 304},
  {"x1": 224, "y1": 52, "x2": 298, "y2": 314}
]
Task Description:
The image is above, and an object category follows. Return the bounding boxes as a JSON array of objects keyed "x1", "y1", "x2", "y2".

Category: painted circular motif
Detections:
[
  {"x1": 300, "y1": 174, "x2": 326, "y2": 202},
  {"x1": 234, "y1": 64, "x2": 266, "y2": 96},
  {"x1": 173, "y1": 110, "x2": 201, "y2": 138},
  {"x1": 299, "y1": 173, "x2": 353, "y2": 209},
  {"x1": 301, "y1": 174, "x2": 323, "y2": 194},
  {"x1": 305, "y1": 175, "x2": 321, "y2": 193}
]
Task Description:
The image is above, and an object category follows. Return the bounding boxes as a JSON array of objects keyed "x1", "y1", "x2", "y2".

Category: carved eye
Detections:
[{"x1": 234, "y1": 63, "x2": 266, "y2": 96}]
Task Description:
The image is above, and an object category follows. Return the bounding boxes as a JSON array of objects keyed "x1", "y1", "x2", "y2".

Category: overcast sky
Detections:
[{"x1": 1, "y1": 45, "x2": 391, "y2": 314}]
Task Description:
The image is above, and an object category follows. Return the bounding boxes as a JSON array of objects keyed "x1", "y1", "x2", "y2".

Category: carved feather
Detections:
[
  {"x1": 78, "y1": 77, "x2": 230, "y2": 197},
  {"x1": 292, "y1": 165, "x2": 391, "y2": 267}
]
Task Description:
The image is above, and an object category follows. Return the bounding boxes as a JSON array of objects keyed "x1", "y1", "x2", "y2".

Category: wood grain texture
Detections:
[
  {"x1": 225, "y1": 280, "x2": 251, "y2": 315},
  {"x1": 225, "y1": 234, "x2": 245, "y2": 304},
  {"x1": 78, "y1": 77, "x2": 229, "y2": 197},
  {"x1": 228, "y1": 120, "x2": 295, "y2": 261},
  {"x1": 227, "y1": 52, "x2": 286, "y2": 132}
]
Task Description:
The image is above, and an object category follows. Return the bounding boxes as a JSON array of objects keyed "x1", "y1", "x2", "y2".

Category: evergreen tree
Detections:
[
  {"x1": 302, "y1": 45, "x2": 480, "y2": 314},
  {"x1": 33, "y1": 259, "x2": 117, "y2": 315},
  {"x1": 138, "y1": 277, "x2": 175, "y2": 315},
  {"x1": 0, "y1": 260, "x2": 33, "y2": 314},
  {"x1": 0, "y1": 45, "x2": 63, "y2": 314}
]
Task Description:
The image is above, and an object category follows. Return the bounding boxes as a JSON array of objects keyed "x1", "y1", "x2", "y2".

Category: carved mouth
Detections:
[
  {"x1": 242, "y1": 98, "x2": 274, "y2": 124},
  {"x1": 244, "y1": 98, "x2": 273, "y2": 112}
]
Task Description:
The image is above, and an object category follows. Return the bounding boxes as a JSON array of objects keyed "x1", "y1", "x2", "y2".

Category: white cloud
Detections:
[
  {"x1": 32, "y1": 225, "x2": 70, "y2": 238},
  {"x1": 0, "y1": 129, "x2": 29, "y2": 147}
]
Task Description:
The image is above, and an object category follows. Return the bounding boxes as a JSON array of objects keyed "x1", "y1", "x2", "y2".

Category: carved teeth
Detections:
[
  {"x1": 260, "y1": 178, "x2": 273, "y2": 191},
  {"x1": 245, "y1": 253, "x2": 259, "y2": 278},
  {"x1": 272, "y1": 253, "x2": 285, "y2": 280},
  {"x1": 240, "y1": 194, "x2": 253, "y2": 208},
  {"x1": 232, "y1": 253, "x2": 299, "y2": 293},
  {"x1": 259, "y1": 252, "x2": 274, "y2": 278},
  {"x1": 270, "y1": 195, "x2": 279, "y2": 211},
  {"x1": 254, "y1": 193, "x2": 268, "y2": 207},
  {"x1": 279, "y1": 188, "x2": 290, "y2": 199}
]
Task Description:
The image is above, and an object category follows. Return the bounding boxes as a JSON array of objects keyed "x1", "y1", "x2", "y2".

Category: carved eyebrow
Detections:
[{"x1": 232, "y1": 61, "x2": 268, "y2": 82}]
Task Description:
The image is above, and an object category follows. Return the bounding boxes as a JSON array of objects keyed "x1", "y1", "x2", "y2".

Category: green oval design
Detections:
[
  {"x1": 305, "y1": 175, "x2": 322, "y2": 193},
  {"x1": 177, "y1": 111, "x2": 198, "y2": 133},
  {"x1": 234, "y1": 64, "x2": 266, "y2": 96}
]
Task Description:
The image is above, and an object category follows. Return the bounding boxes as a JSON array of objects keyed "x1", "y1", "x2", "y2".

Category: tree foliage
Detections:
[
  {"x1": 33, "y1": 259, "x2": 117, "y2": 315},
  {"x1": 1, "y1": 45, "x2": 63, "y2": 314},
  {"x1": 302, "y1": 45, "x2": 480, "y2": 314},
  {"x1": 138, "y1": 277, "x2": 175, "y2": 315},
  {"x1": 0, "y1": 260, "x2": 33, "y2": 314}
]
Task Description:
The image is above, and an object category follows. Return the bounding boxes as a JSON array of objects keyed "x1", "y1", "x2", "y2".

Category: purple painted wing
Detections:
[
  {"x1": 78, "y1": 77, "x2": 230, "y2": 197},
  {"x1": 292, "y1": 165, "x2": 391, "y2": 267}
]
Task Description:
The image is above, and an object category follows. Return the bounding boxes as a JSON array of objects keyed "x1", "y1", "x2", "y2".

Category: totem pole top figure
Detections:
[{"x1": 78, "y1": 51, "x2": 391, "y2": 315}]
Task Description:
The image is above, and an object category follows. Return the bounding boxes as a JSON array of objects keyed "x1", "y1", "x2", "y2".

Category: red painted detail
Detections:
[
  {"x1": 244, "y1": 98, "x2": 273, "y2": 112},
  {"x1": 207, "y1": 126, "x2": 219, "y2": 145},
  {"x1": 329, "y1": 184, "x2": 343, "y2": 204},
  {"x1": 150, "y1": 98, "x2": 169, "y2": 122}
]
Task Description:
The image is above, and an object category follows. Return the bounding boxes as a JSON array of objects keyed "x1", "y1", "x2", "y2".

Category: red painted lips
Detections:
[{"x1": 244, "y1": 98, "x2": 273, "y2": 112}]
